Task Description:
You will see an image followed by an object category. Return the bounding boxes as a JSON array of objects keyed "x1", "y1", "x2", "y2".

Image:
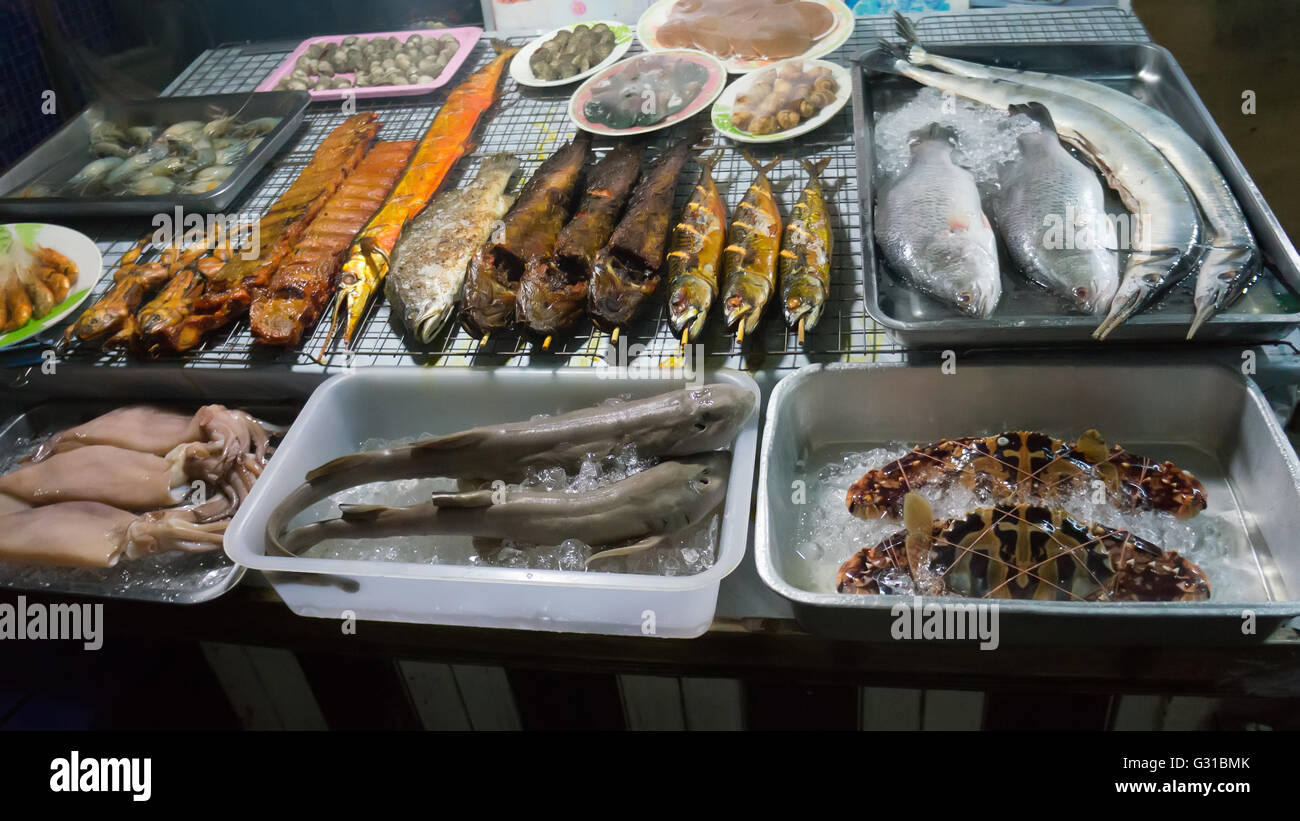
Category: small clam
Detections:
[
  {"x1": 394, "y1": 53, "x2": 412, "y2": 70},
  {"x1": 306, "y1": 43, "x2": 323, "y2": 59},
  {"x1": 316, "y1": 60, "x2": 335, "y2": 77},
  {"x1": 342, "y1": 35, "x2": 358, "y2": 47},
  {"x1": 406, "y1": 33, "x2": 423, "y2": 46},
  {"x1": 287, "y1": 79, "x2": 309, "y2": 91}
]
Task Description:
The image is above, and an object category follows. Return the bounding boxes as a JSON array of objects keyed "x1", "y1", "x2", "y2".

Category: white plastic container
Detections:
[{"x1": 225, "y1": 367, "x2": 758, "y2": 638}]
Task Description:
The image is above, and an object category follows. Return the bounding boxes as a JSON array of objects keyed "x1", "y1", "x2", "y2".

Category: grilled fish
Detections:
[
  {"x1": 721, "y1": 151, "x2": 783, "y2": 340},
  {"x1": 874, "y1": 123, "x2": 1001, "y2": 318},
  {"x1": 667, "y1": 150, "x2": 726, "y2": 345},
  {"x1": 386, "y1": 153, "x2": 519, "y2": 343},
  {"x1": 588, "y1": 138, "x2": 693, "y2": 332},
  {"x1": 159, "y1": 113, "x2": 381, "y2": 351},
  {"x1": 269, "y1": 454, "x2": 730, "y2": 559},
  {"x1": 894, "y1": 15, "x2": 1257, "y2": 337},
  {"x1": 993, "y1": 103, "x2": 1118, "y2": 315},
  {"x1": 460, "y1": 134, "x2": 590, "y2": 338},
  {"x1": 252, "y1": 139, "x2": 417, "y2": 347},
  {"x1": 839, "y1": 492, "x2": 1211, "y2": 602},
  {"x1": 517, "y1": 144, "x2": 642, "y2": 337},
  {"x1": 779, "y1": 156, "x2": 834, "y2": 339},
  {"x1": 331, "y1": 45, "x2": 518, "y2": 347},
  {"x1": 871, "y1": 41, "x2": 1202, "y2": 337}
]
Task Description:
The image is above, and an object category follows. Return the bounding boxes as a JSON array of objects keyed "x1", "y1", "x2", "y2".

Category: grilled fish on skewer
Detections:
[
  {"x1": 893, "y1": 13, "x2": 1258, "y2": 337},
  {"x1": 386, "y1": 153, "x2": 519, "y2": 344},
  {"x1": 720, "y1": 151, "x2": 782, "y2": 340},
  {"x1": 157, "y1": 113, "x2": 381, "y2": 351},
  {"x1": 460, "y1": 133, "x2": 590, "y2": 338},
  {"x1": 868, "y1": 43, "x2": 1202, "y2": 339},
  {"x1": 838, "y1": 492, "x2": 1211, "y2": 601},
  {"x1": 846, "y1": 429, "x2": 1208, "y2": 521},
  {"x1": 269, "y1": 454, "x2": 730, "y2": 559},
  {"x1": 252, "y1": 139, "x2": 416, "y2": 346},
  {"x1": 667, "y1": 150, "x2": 726, "y2": 345},
  {"x1": 779, "y1": 156, "x2": 833, "y2": 341},
  {"x1": 517, "y1": 144, "x2": 642, "y2": 338},
  {"x1": 588, "y1": 137, "x2": 693, "y2": 332},
  {"x1": 332, "y1": 44, "x2": 518, "y2": 348}
]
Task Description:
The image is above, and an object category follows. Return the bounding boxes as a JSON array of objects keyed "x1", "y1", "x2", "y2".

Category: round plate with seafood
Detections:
[
  {"x1": 510, "y1": 21, "x2": 635, "y2": 88},
  {"x1": 0, "y1": 223, "x2": 103, "y2": 350},
  {"x1": 636, "y1": 0, "x2": 854, "y2": 73},
  {"x1": 569, "y1": 50, "x2": 726, "y2": 137},
  {"x1": 711, "y1": 58, "x2": 850, "y2": 143}
]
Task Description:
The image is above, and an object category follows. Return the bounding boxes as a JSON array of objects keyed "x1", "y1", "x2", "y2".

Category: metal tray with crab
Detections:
[
  {"x1": 852, "y1": 42, "x2": 1300, "y2": 347},
  {"x1": 756, "y1": 362, "x2": 1300, "y2": 645},
  {"x1": 0, "y1": 91, "x2": 308, "y2": 217},
  {"x1": 0, "y1": 398, "x2": 296, "y2": 604}
]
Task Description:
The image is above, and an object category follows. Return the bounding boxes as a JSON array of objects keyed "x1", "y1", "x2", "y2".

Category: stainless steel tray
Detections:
[
  {"x1": 756, "y1": 362, "x2": 1300, "y2": 645},
  {"x1": 852, "y1": 42, "x2": 1300, "y2": 347},
  {"x1": 0, "y1": 400, "x2": 294, "y2": 604},
  {"x1": 0, "y1": 91, "x2": 309, "y2": 217}
]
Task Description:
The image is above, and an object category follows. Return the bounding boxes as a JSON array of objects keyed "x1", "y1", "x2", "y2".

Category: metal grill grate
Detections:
[{"x1": 53, "y1": 7, "x2": 1151, "y2": 373}]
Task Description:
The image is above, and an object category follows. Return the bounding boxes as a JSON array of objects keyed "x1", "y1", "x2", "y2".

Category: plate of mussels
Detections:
[
  {"x1": 510, "y1": 21, "x2": 634, "y2": 88},
  {"x1": 568, "y1": 50, "x2": 726, "y2": 136}
]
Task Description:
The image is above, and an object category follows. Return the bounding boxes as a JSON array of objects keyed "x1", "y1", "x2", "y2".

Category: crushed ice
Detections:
[{"x1": 873, "y1": 87, "x2": 1043, "y2": 185}]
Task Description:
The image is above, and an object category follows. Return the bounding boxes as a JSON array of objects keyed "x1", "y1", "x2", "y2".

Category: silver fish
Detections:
[
  {"x1": 994, "y1": 102, "x2": 1119, "y2": 315},
  {"x1": 386, "y1": 153, "x2": 519, "y2": 343},
  {"x1": 875, "y1": 123, "x2": 1002, "y2": 317},
  {"x1": 894, "y1": 18, "x2": 1247, "y2": 337},
  {"x1": 268, "y1": 453, "x2": 730, "y2": 560},
  {"x1": 268, "y1": 384, "x2": 755, "y2": 526},
  {"x1": 872, "y1": 42, "x2": 1203, "y2": 338}
]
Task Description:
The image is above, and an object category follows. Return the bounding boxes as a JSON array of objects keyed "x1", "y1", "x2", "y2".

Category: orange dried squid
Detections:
[{"x1": 327, "y1": 42, "x2": 518, "y2": 347}]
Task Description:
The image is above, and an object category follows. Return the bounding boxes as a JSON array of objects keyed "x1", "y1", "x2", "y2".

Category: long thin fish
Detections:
[
  {"x1": 386, "y1": 153, "x2": 520, "y2": 343},
  {"x1": 779, "y1": 156, "x2": 834, "y2": 342},
  {"x1": 460, "y1": 134, "x2": 590, "y2": 338},
  {"x1": 894, "y1": 15, "x2": 1249, "y2": 337},
  {"x1": 721, "y1": 151, "x2": 782, "y2": 341},
  {"x1": 331, "y1": 44, "x2": 518, "y2": 347},
  {"x1": 588, "y1": 138, "x2": 694, "y2": 332},
  {"x1": 870, "y1": 42, "x2": 1202, "y2": 339},
  {"x1": 667, "y1": 150, "x2": 726, "y2": 345},
  {"x1": 516, "y1": 144, "x2": 642, "y2": 338},
  {"x1": 268, "y1": 454, "x2": 729, "y2": 559},
  {"x1": 270, "y1": 384, "x2": 755, "y2": 524}
]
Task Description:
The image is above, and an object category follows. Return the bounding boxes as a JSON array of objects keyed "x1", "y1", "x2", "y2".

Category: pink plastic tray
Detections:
[{"x1": 255, "y1": 26, "x2": 484, "y2": 101}]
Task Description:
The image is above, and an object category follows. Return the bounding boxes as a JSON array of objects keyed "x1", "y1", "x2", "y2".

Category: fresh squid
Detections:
[
  {"x1": 0, "y1": 501, "x2": 227, "y2": 568},
  {"x1": 31, "y1": 405, "x2": 204, "y2": 461}
]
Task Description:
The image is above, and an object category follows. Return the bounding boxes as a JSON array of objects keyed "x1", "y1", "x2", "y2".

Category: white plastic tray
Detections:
[{"x1": 225, "y1": 367, "x2": 759, "y2": 637}]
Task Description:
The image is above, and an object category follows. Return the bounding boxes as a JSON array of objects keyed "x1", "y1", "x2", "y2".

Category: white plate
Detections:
[
  {"x1": 510, "y1": 21, "x2": 635, "y2": 88},
  {"x1": 636, "y1": 0, "x2": 855, "y2": 73},
  {"x1": 0, "y1": 223, "x2": 103, "y2": 350},
  {"x1": 711, "y1": 59, "x2": 851, "y2": 144},
  {"x1": 568, "y1": 50, "x2": 727, "y2": 137}
]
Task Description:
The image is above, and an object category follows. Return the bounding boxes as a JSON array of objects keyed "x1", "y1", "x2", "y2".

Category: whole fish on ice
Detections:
[
  {"x1": 893, "y1": 17, "x2": 1239, "y2": 336},
  {"x1": 993, "y1": 102, "x2": 1118, "y2": 314},
  {"x1": 874, "y1": 123, "x2": 1001, "y2": 317},
  {"x1": 870, "y1": 41, "x2": 1202, "y2": 337}
]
